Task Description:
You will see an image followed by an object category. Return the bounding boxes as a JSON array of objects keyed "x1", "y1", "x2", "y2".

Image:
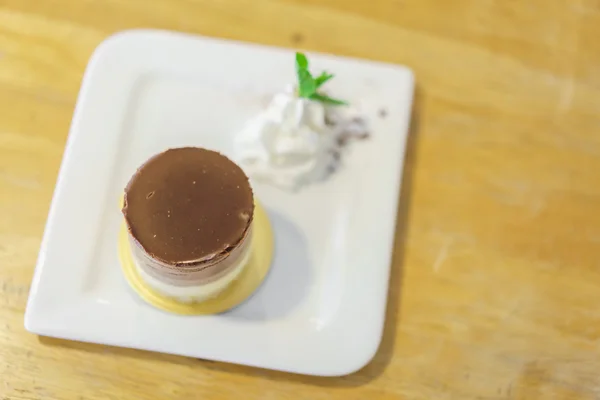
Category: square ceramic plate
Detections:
[{"x1": 24, "y1": 29, "x2": 414, "y2": 376}]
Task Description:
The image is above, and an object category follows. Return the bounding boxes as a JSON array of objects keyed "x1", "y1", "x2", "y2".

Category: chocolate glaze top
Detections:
[{"x1": 122, "y1": 147, "x2": 254, "y2": 265}]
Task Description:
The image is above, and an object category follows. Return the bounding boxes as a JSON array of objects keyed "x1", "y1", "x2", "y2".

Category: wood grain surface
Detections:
[{"x1": 2, "y1": 0, "x2": 600, "y2": 399}]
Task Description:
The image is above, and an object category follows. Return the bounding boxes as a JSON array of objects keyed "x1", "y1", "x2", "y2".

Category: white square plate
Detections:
[{"x1": 24, "y1": 29, "x2": 414, "y2": 376}]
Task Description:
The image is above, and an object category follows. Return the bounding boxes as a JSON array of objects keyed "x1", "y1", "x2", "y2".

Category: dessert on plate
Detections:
[
  {"x1": 118, "y1": 53, "x2": 361, "y2": 311},
  {"x1": 234, "y1": 52, "x2": 369, "y2": 190},
  {"x1": 122, "y1": 147, "x2": 255, "y2": 303}
]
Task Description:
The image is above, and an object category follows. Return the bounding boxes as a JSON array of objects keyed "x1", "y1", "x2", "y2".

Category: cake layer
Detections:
[
  {"x1": 134, "y1": 238, "x2": 252, "y2": 303},
  {"x1": 128, "y1": 226, "x2": 252, "y2": 287}
]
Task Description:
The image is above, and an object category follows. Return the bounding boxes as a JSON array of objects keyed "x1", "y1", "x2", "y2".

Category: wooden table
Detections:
[{"x1": 2, "y1": 0, "x2": 600, "y2": 398}]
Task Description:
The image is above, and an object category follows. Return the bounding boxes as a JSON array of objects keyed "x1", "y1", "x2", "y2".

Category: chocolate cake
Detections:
[{"x1": 122, "y1": 147, "x2": 255, "y2": 292}]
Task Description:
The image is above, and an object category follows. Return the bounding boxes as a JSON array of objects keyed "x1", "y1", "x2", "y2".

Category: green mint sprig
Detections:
[{"x1": 295, "y1": 52, "x2": 348, "y2": 106}]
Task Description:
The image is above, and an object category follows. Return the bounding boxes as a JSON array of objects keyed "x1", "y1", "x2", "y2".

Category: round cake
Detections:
[{"x1": 122, "y1": 147, "x2": 254, "y2": 303}]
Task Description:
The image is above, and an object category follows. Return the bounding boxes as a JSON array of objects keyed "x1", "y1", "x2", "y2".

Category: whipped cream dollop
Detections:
[{"x1": 234, "y1": 85, "x2": 368, "y2": 190}]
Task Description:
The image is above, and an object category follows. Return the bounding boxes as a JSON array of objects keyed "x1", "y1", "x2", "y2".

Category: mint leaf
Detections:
[
  {"x1": 297, "y1": 69, "x2": 316, "y2": 98},
  {"x1": 315, "y1": 72, "x2": 334, "y2": 88},
  {"x1": 309, "y1": 93, "x2": 348, "y2": 106},
  {"x1": 296, "y1": 52, "x2": 309, "y2": 70},
  {"x1": 295, "y1": 52, "x2": 316, "y2": 98},
  {"x1": 295, "y1": 52, "x2": 347, "y2": 106}
]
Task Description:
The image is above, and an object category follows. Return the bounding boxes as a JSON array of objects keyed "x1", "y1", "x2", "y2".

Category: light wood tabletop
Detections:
[{"x1": 2, "y1": 0, "x2": 600, "y2": 399}]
